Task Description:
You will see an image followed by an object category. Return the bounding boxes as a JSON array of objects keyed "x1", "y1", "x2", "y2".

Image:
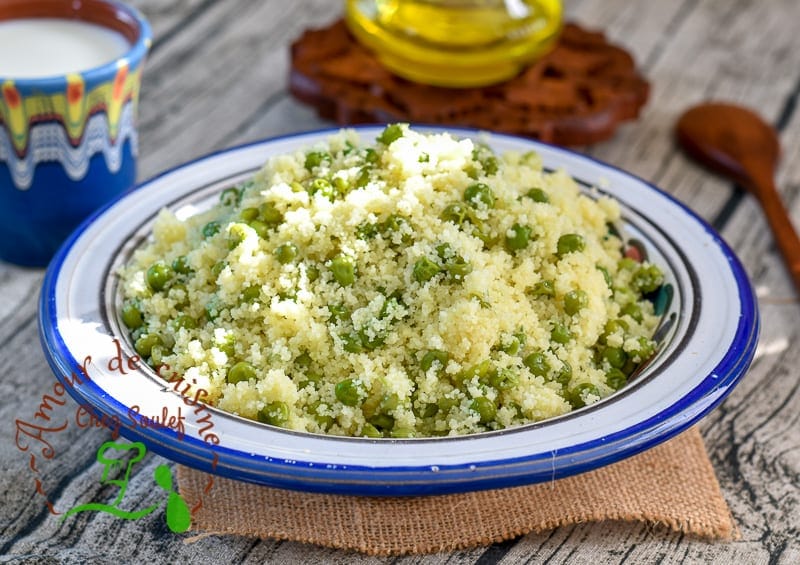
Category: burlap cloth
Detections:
[{"x1": 177, "y1": 426, "x2": 736, "y2": 555}]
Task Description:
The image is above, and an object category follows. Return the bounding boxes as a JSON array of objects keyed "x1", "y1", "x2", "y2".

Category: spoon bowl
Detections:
[{"x1": 676, "y1": 102, "x2": 800, "y2": 294}]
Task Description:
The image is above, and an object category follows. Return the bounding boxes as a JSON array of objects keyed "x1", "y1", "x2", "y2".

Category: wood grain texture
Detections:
[{"x1": 1, "y1": 0, "x2": 798, "y2": 563}]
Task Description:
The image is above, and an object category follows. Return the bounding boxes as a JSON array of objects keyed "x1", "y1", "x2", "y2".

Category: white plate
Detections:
[{"x1": 39, "y1": 127, "x2": 758, "y2": 495}]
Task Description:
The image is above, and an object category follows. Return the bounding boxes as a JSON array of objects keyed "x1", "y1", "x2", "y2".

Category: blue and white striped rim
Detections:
[{"x1": 39, "y1": 127, "x2": 759, "y2": 496}]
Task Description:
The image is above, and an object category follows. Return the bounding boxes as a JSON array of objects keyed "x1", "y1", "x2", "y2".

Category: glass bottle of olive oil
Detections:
[{"x1": 345, "y1": 0, "x2": 563, "y2": 88}]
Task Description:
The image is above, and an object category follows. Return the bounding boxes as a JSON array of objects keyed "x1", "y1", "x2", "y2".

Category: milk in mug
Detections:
[{"x1": 0, "y1": 18, "x2": 130, "y2": 78}]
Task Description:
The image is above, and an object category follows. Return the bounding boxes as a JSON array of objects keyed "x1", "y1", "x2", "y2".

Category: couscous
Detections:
[{"x1": 119, "y1": 125, "x2": 664, "y2": 438}]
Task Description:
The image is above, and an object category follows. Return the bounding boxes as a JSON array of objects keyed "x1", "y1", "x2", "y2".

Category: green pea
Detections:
[
  {"x1": 294, "y1": 352, "x2": 312, "y2": 369},
  {"x1": 314, "y1": 413, "x2": 335, "y2": 431},
  {"x1": 305, "y1": 151, "x2": 331, "y2": 171},
  {"x1": 330, "y1": 254, "x2": 356, "y2": 286},
  {"x1": 228, "y1": 223, "x2": 250, "y2": 249},
  {"x1": 158, "y1": 329, "x2": 175, "y2": 349},
  {"x1": 600, "y1": 319, "x2": 629, "y2": 345},
  {"x1": 257, "y1": 401, "x2": 289, "y2": 426},
  {"x1": 121, "y1": 301, "x2": 143, "y2": 329},
  {"x1": 364, "y1": 148, "x2": 379, "y2": 164},
  {"x1": 342, "y1": 333, "x2": 363, "y2": 353},
  {"x1": 632, "y1": 264, "x2": 664, "y2": 294},
  {"x1": 621, "y1": 303, "x2": 643, "y2": 323},
  {"x1": 605, "y1": 368, "x2": 627, "y2": 391},
  {"x1": 470, "y1": 218, "x2": 495, "y2": 246},
  {"x1": 219, "y1": 187, "x2": 240, "y2": 207},
  {"x1": 440, "y1": 203, "x2": 469, "y2": 225},
  {"x1": 248, "y1": 219, "x2": 269, "y2": 239},
  {"x1": 259, "y1": 202, "x2": 283, "y2": 226},
  {"x1": 217, "y1": 335, "x2": 235, "y2": 357},
  {"x1": 463, "y1": 183, "x2": 495, "y2": 209},
  {"x1": 564, "y1": 290, "x2": 588, "y2": 316},
  {"x1": 172, "y1": 315, "x2": 197, "y2": 331},
  {"x1": 380, "y1": 393, "x2": 399, "y2": 413},
  {"x1": 240, "y1": 207, "x2": 259, "y2": 222},
  {"x1": 362, "y1": 423, "x2": 383, "y2": 438},
  {"x1": 369, "y1": 413, "x2": 395, "y2": 430},
  {"x1": 531, "y1": 280, "x2": 555, "y2": 297},
  {"x1": 505, "y1": 223, "x2": 532, "y2": 252},
  {"x1": 171, "y1": 255, "x2": 192, "y2": 275},
  {"x1": 421, "y1": 350, "x2": 449, "y2": 373},
  {"x1": 555, "y1": 361, "x2": 572, "y2": 386},
  {"x1": 390, "y1": 428, "x2": 415, "y2": 438},
  {"x1": 470, "y1": 397, "x2": 497, "y2": 424},
  {"x1": 413, "y1": 257, "x2": 441, "y2": 283},
  {"x1": 335, "y1": 378, "x2": 362, "y2": 406},
  {"x1": 277, "y1": 289, "x2": 297, "y2": 302},
  {"x1": 146, "y1": 261, "x2": 173, "y2": 291},
  {"x1": 437, "y1": 396, "x2": 460, "y2": 412},
  {"x1": 455, "y1": 359, "x2": 492, "y2": 387},
  {"x1": 354, "y1": 166, "x2": 371, "y2": 188},
  {"x1": 134, "y1": 334, "x2": 162, "y2": 357},
  {"x1": 211, "y1": 261, "x2": 227, "y2": 278},
  {"x1": 618, "y1": 257, "x2": 638, "y2": 271},
  {"x1": 377, "y1": 124, "x2": 404, "y2": 145},
  {"x1": 202, "y1": 221, "x2": 221, "y2": 239},
  {"x1": 490, "y1": 368, "x2": 518, "y2": 391},
  {"x1": 421, "y1": 403, "x2": 439, "y2": 418},
  {"x1": 567, "y1": 383, "x2": 600, "y2": 409},
  {"x1": 445, "y1": 257, "x2": 472, "y2": 280},
  {"x1": 525, "y1": 188, "x2": 549, "y2": 203},
  {"x1": 306, "y1": 264, "x2": 320, "y2": 282},
  {"x1": 227, "y1": 361, "x2": 257, "y2": 384},
  {"x1": 333, "y1": 176, "x2": 350, "y2": 195},
  {"x1": 301, "y1": 371, "x2": 324, "y2": 389},
  {"x1": 382, "y1": 214, "x2": 411, "y2": 243},
  {"x1": 357, "y1": 222, "x2": 379, "y2": 240},
  {"x1": 310, "y1": 178, "x2": 335, "y2": 200},
  {"x1": 328, "y1": 303, "x2": 351, "y2": 322},
  {"x1": 499, "y1": 330, "x2": 525, "y2": 355},
  {"x1": 557, "y1": 233, "x2": 585, "y2": 256},
  {"x1": 523, "y1": 351, "x2": 550, "y2": 378},
  {"x1": 274, "y1": 242, "x2": 299, "y2": 264},
  {"x1": 630, "y1": 336, "x2": 655, "y2": 362},
  {"x1": 481, "y1": 156, "x2": 498, "y2": 176},
  {"x1": 240, "y1": 285, "x2": 260, "y2": 303},
  {"x1": 551, "y1": 323, "x2": 573, "y2": 344},
  {"x1": 472, "y1": 146, "x2": 498, "y2": 175},
  {"x1": 603, "y1": 347, "x2": 628, "y2": 369},
  {"x1": 357, "y1": 326, "x2": 386, "y2": 350}
]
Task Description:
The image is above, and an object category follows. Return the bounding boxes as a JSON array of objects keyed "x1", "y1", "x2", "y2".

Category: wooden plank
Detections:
[
  {"x1": 134, "y1": 0, "x2": 342, "y2": 180},
  {"x1": 132, "y1": 0, "x2": 212, "y2": 39}
]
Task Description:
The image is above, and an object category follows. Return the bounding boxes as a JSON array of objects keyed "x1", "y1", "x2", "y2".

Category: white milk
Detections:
[{"x1": 0, "y1": 18, "x2": 130, "y2": 78}]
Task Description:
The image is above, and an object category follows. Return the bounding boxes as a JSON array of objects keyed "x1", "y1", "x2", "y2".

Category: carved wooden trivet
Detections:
[{"x1": 289, "y1": 20, "x2": 649, "y2": 146}]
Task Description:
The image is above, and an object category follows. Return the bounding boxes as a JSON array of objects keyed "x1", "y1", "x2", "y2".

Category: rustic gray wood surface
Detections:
[{"x1": 2, "y1": 0, "x2": 799, "y2": 563}]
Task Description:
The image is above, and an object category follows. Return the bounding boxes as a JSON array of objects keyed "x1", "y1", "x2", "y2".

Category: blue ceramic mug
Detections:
[{"x1": 0, "y1": 0, "x2": 151, "y2": 267}]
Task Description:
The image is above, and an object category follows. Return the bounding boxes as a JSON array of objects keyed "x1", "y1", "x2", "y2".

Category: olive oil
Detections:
[{"x1": 345, "y1": 0, "x2": 562, "y2": 87}]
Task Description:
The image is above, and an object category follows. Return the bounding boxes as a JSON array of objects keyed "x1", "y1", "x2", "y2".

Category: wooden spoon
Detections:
[{"x1": 676, "y1": 102, "x2": 800, "y2": 293}]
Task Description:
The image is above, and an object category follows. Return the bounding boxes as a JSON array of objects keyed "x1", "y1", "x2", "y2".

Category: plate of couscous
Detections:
[{"x1": 39, "y1": 125, "x2": 758, "y2": 495}]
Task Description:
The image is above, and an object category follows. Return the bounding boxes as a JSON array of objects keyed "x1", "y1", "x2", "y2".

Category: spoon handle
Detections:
[{"x1": 748, "y1": 167, "x2": 800, "y2": 293}]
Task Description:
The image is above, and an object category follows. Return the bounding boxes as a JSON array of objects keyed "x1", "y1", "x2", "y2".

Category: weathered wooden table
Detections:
[{"x1": 2, "y1": 1, "x2": 799, "y2": 563}]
